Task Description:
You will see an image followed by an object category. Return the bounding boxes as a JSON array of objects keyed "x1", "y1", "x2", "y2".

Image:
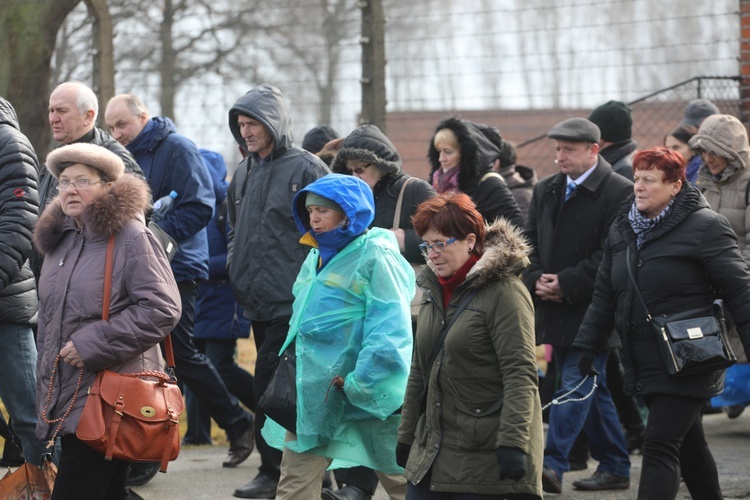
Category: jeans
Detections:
[
  {"x1": 543, "y1": 347, "x2": 630, "y2": 479},
  {"x1": 251, "y1": 318, "x2": 289, "y2": 478},
  {"x1": 0, "y1": 323, "x2": 46, "y2": 465},
  {"x1": 184, "y1": 338, "x2": 255, "y2": 443},
  {"x1": 52, "y1": 435, "x2": 130, "y2": 500},
  {"x1": 168, "y1": 287, "x2": 251, "y2": 441},
  {"x1": 638, "y1": 395, "x2": 721, "y2": 500}
]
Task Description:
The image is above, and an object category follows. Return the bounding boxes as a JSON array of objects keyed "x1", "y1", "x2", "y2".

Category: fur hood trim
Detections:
[
  {"x1": 460, "y1": 218, "x2": 531, "y2": 287},
  {"x1": 331, "y1": 124, "x2": 402, "y2": 178},
  {"x1": 33, "y1": 174, "x2": 150, "y2": 255},
  {"x1": 428, "y1": 117, "x2": 494, "y2": 190}
]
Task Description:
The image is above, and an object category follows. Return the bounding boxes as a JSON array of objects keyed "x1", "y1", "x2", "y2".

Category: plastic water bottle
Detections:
[{"x1": 152, "y1": 190, "x2": 178, "y2": 222}]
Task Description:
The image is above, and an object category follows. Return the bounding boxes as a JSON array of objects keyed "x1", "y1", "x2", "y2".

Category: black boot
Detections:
[{"x1": 125, "y1": 462, "x2": 160, "y2": 487}]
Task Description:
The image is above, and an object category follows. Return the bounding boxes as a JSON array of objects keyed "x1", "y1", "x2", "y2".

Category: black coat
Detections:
[
  {"x1": 574, "y1": 183, "x2": 750, "y2": 398},
  {"x1": 524, "y1": 157, "x2": 633, "y2": 347},
  {"x1": 0, "y1": 97, "x2": 39, "y2": 324},
  {"x1": 427, "y1": 117, "x2": 524, "y2": 228},
  {"x1": 332, "y1": 124, "x2": 435, "y2": 264}
]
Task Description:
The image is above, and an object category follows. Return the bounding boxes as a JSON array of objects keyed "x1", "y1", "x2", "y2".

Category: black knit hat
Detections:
[
  {"x1": 302, "y1": 125, "x2": 340, "y2": 153},
  {"x1": 588, "y1": 100, "x2": 632, "y2": 143}
]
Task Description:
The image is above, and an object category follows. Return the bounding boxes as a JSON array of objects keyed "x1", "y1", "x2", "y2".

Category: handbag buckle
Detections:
[
  {"x1": 140, "y1": 406, "x2": 156, "y2": 418},
  {"x1": 687, "y1": 327, "x2": 704, "y2": 339}
]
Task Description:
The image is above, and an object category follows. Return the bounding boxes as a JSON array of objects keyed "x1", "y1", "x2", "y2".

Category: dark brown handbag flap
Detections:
[{"x1": 98, "y1": 371, "x2": 184, "y2": 422}]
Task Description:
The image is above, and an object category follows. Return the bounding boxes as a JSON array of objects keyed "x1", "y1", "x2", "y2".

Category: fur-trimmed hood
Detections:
[
  {"x1": 33, "y1": 174, "x2": 150, "y2": 255},
  {"x1": 331, "y1": 124, "x2": 402, "y2": 178},
  {"x1": 423, "y1": 218, "x2": 530, "y2": 288},
  {"x1": 428, "y1": 117, "x2": 496, "y2": 190}
]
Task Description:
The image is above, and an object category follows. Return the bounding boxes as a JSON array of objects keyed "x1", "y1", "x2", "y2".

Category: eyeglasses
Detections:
[
  {"x1": 347, "y1": 163, "x2": 370, "y2": 175},
  {"x1": 57, "y1": 178, "x2": 105, "y2": 191},
  {"x1": 419, "y1": 237, "x2": 457, "y2": 257}
]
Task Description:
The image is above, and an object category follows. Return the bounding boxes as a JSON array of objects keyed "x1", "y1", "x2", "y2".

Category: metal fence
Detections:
[{"x1": 516, "y1": 76, "x2": 741, "y2": 179}]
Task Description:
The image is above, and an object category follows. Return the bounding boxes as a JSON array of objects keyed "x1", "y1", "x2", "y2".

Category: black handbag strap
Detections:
[
  {"x1": 420, "y1": 288, "x2": 479, "y2": 404},
  {"x1": 625, "y1": 247, "x2": 652, "y2": 321}
]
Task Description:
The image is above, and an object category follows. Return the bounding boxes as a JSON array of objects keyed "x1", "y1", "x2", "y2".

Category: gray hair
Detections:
[{"x1": 53, "y1": 81, "x2": 99, "y2": 121}]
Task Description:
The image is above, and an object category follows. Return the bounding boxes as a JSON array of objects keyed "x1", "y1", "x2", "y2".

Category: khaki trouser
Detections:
[{"x1": 276, "y1": 432, "x2": 407, "y2": 500}]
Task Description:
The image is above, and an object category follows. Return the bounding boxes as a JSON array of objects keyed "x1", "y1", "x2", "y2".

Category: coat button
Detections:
[
  {"x1": 436, "y1": 402, "x2": 441, "y2": 408},
  {"x1": 434, "y1": 443, "x2": 439, "y2": 449},
  {"x1": 637, "y1": 259, "x2": 643, "y2": 268},
  {"x1": 635, "y1": 383, "x2": 643, "y2": 392},
  {"x1": 475, "y1": 409, "x2": 481, "y2": 415}
]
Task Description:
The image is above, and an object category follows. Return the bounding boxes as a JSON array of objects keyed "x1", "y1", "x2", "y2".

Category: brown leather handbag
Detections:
[{"x1": 75, "y1": 235, "x2": 183, "y2": 472}]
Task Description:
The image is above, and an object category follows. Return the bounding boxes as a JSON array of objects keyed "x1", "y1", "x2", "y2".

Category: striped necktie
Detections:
[{"x1": 565, "y1": 181, "x2": 577, "y2": 201}]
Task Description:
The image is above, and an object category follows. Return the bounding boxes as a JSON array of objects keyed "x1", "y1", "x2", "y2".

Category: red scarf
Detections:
[{"x1": 438, "y1": 253, "x2": 480, "y2": 309}]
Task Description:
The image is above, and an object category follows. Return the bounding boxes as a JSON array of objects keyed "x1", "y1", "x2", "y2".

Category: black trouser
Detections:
[
  {"x1": 252, "y1": 318, "x2": 288, "y2": 478},
  {"x1": 638, "y1": 394, "x2": 721, "y2": 500},
  {"x1": 169, "y1": 285, "x2": 250, "y2": 441},
  {"x1": 334, "y1": 466, "x2": 379, "y2": 494},
  {"x1": 53, "y1": 435, "x2": 130, "y2": 500}
]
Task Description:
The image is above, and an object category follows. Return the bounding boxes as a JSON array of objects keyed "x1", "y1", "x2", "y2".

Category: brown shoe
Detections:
[
  {"x1": 572, "y1": 471, "x2": 630, "y2": 491},
  {"x1": 542, "y1": 466, "x2": 562, "y2": 494}
]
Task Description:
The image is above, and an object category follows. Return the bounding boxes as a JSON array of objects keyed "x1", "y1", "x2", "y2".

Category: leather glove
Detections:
[
  {"x1": 577, "y1": 349, "x2": 598, "y2": 378},
  {"x1": 496, "y1": 446, "x2": 527, "y2": 481},
  {"x1": 395, "y1": 442, "x2": 411, "y2": 468}
]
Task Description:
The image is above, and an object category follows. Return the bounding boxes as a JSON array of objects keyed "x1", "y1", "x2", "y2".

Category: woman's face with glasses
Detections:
[
  {"x1": 420, "y1": 228, "x2": 475, "y2": 279},
  {"x1": 58, "y1": 163, "x2": 110, "y2": 223},
  {"x1": 346, "y1": 160, "x2": 383, "y2": 190}
]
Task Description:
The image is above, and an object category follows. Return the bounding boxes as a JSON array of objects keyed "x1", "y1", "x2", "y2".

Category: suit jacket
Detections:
[{"x1": 524, "y1": 156, "x2": 633, "y2": 347}]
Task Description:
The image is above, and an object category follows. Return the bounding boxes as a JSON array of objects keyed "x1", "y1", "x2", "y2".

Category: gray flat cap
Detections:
[{"x1": 547, "y1": 117, "x2": 601, "y2": 143}]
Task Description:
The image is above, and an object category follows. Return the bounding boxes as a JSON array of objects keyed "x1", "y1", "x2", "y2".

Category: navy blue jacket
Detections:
[
  {"x1": 126, "y1": 117, "x2": 214, "y2": 282},
  {"x1": 194, "y1": 149, "x2": 250, "y2": 339}
]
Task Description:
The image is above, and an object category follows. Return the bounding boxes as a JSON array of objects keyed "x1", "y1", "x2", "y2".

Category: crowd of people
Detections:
[{"x1": 1, "y1": 81, "x2": 749, "y2": 500}]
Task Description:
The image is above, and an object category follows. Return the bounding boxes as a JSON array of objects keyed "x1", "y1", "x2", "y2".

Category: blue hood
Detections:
[
  {"x1": 200, "y1": 148, "x2": 228, "y2": 202},
  {"x1": 293, "y1": 175, "x2": 374, "y2": 266}
]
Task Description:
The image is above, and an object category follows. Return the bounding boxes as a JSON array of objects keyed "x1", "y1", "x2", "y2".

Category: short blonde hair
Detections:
[{"x1": 433, "y1": 128, "x2": 459, "y2": 150}]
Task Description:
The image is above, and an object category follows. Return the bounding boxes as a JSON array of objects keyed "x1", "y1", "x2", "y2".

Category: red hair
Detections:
[
  {"x1": 412, "y1": 192, "x2": 485, "y2": 255},
  {"x1": 632, "y1": 147, "x2": 686, "y2": 183}
]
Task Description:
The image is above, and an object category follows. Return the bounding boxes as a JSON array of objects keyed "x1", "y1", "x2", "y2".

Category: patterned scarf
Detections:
[
  {"x1": 432, "y1": 165, "x2": 461, "y2": 194},
  {"x1": 628, "y1": 198, "x2": 675, "y2": 249}
]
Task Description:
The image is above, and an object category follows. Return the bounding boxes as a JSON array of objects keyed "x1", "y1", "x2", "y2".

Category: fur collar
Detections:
[
  {"x1": 33, "y1": 174, "x2": 150, "y2": 255},
  {"x1": 423, "y1": 218, "x2": 530, "y2": 288}
]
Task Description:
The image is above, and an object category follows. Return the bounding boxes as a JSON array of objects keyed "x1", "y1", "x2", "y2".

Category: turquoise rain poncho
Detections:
[{"x1": 261, "y1": 174, "x2": 415, "y2": 473}]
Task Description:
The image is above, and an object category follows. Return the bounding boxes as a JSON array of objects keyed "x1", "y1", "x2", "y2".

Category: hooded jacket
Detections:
[
  {"x1": 428, "y1": 118, "x2": 524, "y2": 228},
  {"x1": 262, "y1": 174, "x2": 414, "y2": 473},
  {"x1": 227, "y1": 84, "x2": 329, "y2": 320},
  {"x1": 193, "y1": 149, "x2": 249, "y2": 339},
  {"x1": 600, "y1": 139, "x2": 637, "y2": 181},
  {"x1": 574, "y1": 183, "x2": 750, "y2": 398},
  {"x1": 33, "y1": 174, "x2": 181, "y2": 439},
  {"x1": 398, "y1": 219, "x2": 543, "y2": 496},
  {"x1": 126, "y1": 116, "x2": 215, "y2": 282},
  {"x1": 0, "y1": 97, "x2": 39, "y2": 324},
  {"x1": 331, "y1": 124, "x2": 436, "y2": 263},
  {"x1": 691, "y1": 114, "x2": 750, "y2": 263}
]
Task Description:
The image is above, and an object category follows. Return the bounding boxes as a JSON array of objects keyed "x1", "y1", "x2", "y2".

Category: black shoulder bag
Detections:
[{"x1": 626, "y1": 247, "x2": 735, "y2": 377}]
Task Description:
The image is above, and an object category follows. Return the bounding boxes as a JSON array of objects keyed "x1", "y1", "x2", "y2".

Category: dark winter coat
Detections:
[
  {"x1": 498, "y1": 164, "x2": 537, "y2": 225},
  {"x1": 574, "y1": 183, "x2": 750, "y2": 398},
  {"x1": 399, "y1": 219, "x2": 543, "y2": 496},
  {"x1": 427, "y1": 118, "x2": 524, "y2": 228},
  {"x1": 331, "y1": 124, "x2": 435, "y2": 264},
  {"x1": 194, "y1": 149, "x2": 249, "y2": 339},
  {"x1": 227, "y1": 84, "x2": 330, "y2": 320},
  {"x1": 126, "y1": 117, "x2": 214, "y2": 282},
  {"x1": 0, "y1": 97, "x2": 39, "y2": 324},
  {"x1": 600, "y1": 139, "x2": 637, "y2": 181},
  {"x1": 33, "y1": 174, "x2": 181, "y2": 439},
  {"x1": 524, "y1": 157, "x2": 633, "y2": 347},
  {"x1": 33, "y1": 127, "x2": 143, "y2": 280}
]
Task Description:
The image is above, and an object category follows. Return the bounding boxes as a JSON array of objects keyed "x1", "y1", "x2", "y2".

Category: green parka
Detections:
[{"x1": 398, "y1": 219, "x2": 543, "y2": 497}]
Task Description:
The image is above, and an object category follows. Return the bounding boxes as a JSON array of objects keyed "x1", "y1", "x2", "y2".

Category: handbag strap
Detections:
[
  {"x1": 419, "y1": 288, "x2": 480, "y2": 407},
  {"x1": 625, "y1": 247, "x2": 652, "y2": 321},
  {"x1": 393, "y1": 177, "x2": 417, "y2": 230},
  {"x1": 103, "y1": 234, "x2": 177, "y2": 371}
]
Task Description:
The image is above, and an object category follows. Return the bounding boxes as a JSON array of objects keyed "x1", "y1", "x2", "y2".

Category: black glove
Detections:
[
  {"x1": 496, "y1": 446, "x2": 527, "y2": 481},
  {"x1": 395, "y1": 442, "x2": 411, "y2": 468},
  {"x1": 577, "y1": 349, "x2": 598, "y2": 378}
]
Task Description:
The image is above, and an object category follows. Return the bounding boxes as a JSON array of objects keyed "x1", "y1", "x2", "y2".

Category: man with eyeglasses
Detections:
[
  {"x1": 227, "y1": 84, "x2": 329, "y2": 499},
  {"x1": 104, "y1": 93, "x2": 257, "y2": 484},
  {"x1": 524, "y1": 117, "x2": 633, "y2": 494}
]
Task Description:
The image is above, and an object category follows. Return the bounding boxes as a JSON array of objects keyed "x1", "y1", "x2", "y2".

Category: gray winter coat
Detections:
[
  {"x1": 691, "y1": 114, "x2": 750, "y2": 264},
  {"x1": 0, "y1": 97, "x2": 39, "y2": 324},
  {"x1": 226, "y1": 85, "x2": 329, "y2": 320},
  {"x1": 33, "y1": 174, "x2": 181, "y2": 440}
]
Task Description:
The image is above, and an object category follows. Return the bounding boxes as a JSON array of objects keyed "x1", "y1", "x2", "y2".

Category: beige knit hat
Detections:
[{"x1": 46, "y1": 143, "x2": 125, "y2": 181}]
